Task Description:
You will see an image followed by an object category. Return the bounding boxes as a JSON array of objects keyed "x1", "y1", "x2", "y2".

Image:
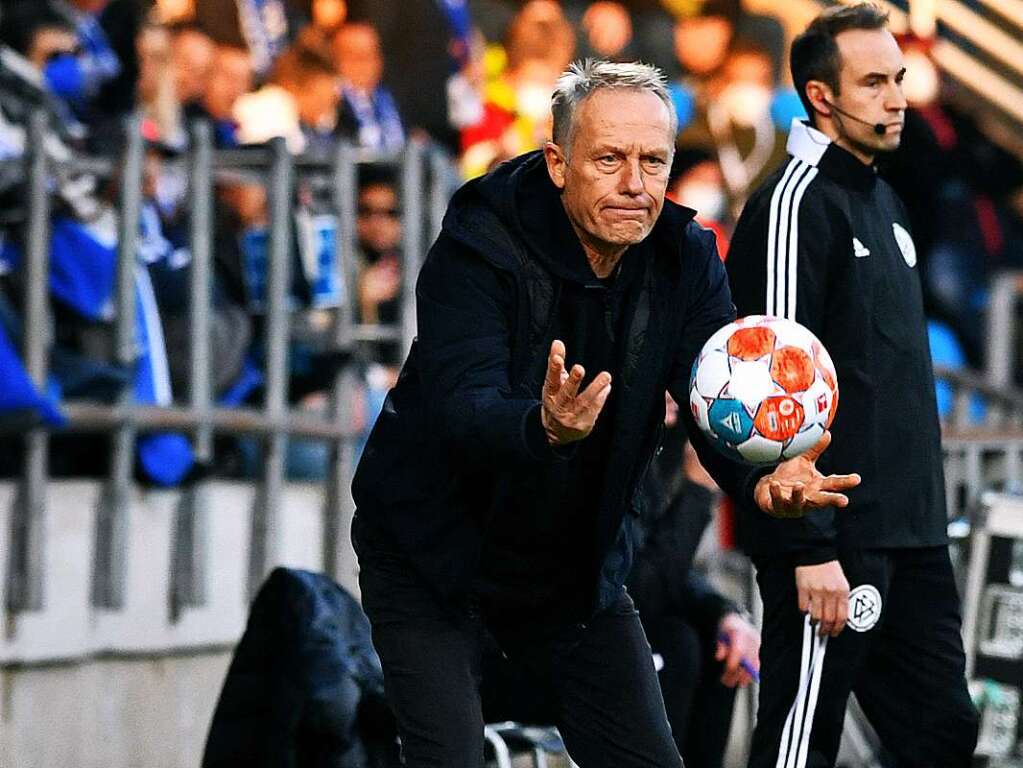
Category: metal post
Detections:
[
  {"x1": 428, "y1": 148, "x2": 448, "y2": 242},
  {"x1": 1008, "y1": 441, "x2": 1022, "y2": 492},
  {"x1": 965, "y1": 442, "x2": 983, "y2": 511},
  {"x1": 7, "y1": 110, "x2": 52, "y2": 612},
  {"x1": 400, "y1": 140, "x2": 424, "y2": 361},
  {"x1": 985, "y1": 271, "x2": 1021, "y2": 390},
  {"x1": 248, "y1": 137, "x2": 293, "y2": 599},
  {"x1": 92, "y1": 113, "x2": 145, "y2": 609},
  {"x1": 323, "y1": 141, "x2": 359, "y2": 586},
  {"x1": 171, "y1": 120, "x2": 214, "y2": 615}
]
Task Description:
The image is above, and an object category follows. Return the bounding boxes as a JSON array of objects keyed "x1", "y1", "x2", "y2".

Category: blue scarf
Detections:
[
  {"x1": 342, "y1": 86, "x2": 404, "y2": 153},
  {"x1": 235, "y1": 0, "x2": 289, "y2": 76}
]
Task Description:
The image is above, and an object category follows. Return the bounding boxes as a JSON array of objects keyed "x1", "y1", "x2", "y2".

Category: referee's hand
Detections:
[
  {"x1": 796, "y1": 560, "x2": 850, "y2": 637},
  {"x1": 754, "y1": 431, "x2": 860, "y2": 519}
]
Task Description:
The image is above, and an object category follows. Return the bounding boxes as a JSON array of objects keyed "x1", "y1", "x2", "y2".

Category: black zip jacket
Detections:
[
  {"x1": 726, "y1": 120, "x2": 948, "y2": 565},
  {"x1": 351, "y1": 151, "x2": 764, "y2": 616}
]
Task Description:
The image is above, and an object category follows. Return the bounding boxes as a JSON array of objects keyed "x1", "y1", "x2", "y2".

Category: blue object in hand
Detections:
[{"x1": 717, "y1": 632, "x2": 761, "y2": 684}]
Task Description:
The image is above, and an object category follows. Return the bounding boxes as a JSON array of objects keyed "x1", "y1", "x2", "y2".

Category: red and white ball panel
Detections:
[{"x1": 689, "y1": 316, "x2": 839, "y2": 464}]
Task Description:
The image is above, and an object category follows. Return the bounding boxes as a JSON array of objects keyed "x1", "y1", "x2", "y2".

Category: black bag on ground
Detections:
[{"x1": 202, "y1": 567, "x2": 398, "y2": 768}]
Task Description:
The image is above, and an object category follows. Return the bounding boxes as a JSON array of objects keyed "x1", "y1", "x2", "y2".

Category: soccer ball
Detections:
[{"x1": 689, "y1": 315, "x2": 838, "y2": 464}]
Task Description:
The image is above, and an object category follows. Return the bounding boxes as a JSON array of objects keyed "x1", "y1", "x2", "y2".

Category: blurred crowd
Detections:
[{"x1": 0, "y1": 0, "x2": 1021, "y2": 484}]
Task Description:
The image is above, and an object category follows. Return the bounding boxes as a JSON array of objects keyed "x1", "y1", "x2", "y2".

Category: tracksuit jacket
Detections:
[{"x1": 726, "y1": 119, "x2": 949, "y2": 565}]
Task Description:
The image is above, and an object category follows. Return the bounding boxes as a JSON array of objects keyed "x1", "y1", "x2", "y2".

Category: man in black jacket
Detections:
[
  {"x1": 726, "y1": 6, "x2": 979, "y2": 766},
  {"x1": 351, "y1": 59, "x2": 858, "y2": 767}
]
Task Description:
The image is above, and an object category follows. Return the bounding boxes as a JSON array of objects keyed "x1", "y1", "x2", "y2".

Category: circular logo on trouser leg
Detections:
[{"x1": 847, "y1": 584, "x2": 882, "y2": 632}]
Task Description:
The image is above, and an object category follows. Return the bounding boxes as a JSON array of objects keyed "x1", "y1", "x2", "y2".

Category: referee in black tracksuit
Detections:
[{"x1": 725, "y1": 6, "x2": 978, "y2": 767}]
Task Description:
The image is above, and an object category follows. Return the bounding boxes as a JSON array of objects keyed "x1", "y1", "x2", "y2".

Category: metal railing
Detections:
[{"x1": 3, "y1": 110, "x2": 454, "y2": 615}]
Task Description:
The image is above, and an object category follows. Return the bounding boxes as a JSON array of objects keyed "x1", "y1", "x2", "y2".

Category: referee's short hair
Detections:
[{"x1": 791, "y1": 3, "x2": 890, "y2": 124}]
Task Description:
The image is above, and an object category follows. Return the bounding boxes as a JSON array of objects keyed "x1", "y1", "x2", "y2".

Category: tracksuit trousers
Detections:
[{"x1": 749, "y1": 546, "x2": 979, "y2": 768}]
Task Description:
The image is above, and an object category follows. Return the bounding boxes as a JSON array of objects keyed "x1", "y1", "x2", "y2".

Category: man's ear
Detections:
[
  {"x1": 805, "y1": 79, "x2": 833, "y2": 119},
  {"x1": 544, "y1": 141, "x2": 567, "y2": 190}
]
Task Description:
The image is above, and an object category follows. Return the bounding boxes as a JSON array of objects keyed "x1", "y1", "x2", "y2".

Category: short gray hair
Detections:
[{"x1": 551, "y1": 59, "x2": 678, "y2": 152}]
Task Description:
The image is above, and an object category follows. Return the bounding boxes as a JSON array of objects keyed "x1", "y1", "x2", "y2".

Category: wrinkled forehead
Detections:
[
  {"x1": 572, "y1": 89, "x2": 675, "y2": 152},
  {"x1": 835, "y1": 28, "x2": 904, "y2": 80}
]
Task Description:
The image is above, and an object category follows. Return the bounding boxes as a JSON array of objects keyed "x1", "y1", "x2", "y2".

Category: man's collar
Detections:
[{"x1": 786, "y1": 119, "x2": 877, "y2": 193}]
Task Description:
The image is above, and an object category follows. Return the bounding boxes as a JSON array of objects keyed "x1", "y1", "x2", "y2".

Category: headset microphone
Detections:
[{"x1": 823, "y1": 100, "x2": 887, "y2": 135}]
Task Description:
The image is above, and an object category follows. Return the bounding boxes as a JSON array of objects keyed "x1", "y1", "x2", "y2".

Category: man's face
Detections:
[
  {"x1": 136, "y1": 26, "x2": 170, "y2": 104},
  {"x1": 172, "y1": 30, "x2": 215, "y2": 105},
  {"x1": 333, "y1": 26, "x2": 383, "y2": 92},
  {"x1": 546, "y1": 89, "x2": 673, "y2": 252},
  {"x1": 293, "y1": 71, "x2": 340, "y2": 130},
  {"x1": 674, "y1": 16, "x2": 732, "y2": 77},
  {"x1": 204, "y1": 47, "x2": 253, "y2": 121},
  {"x1": 357, "y1": 183, "x2": 401, "y2": 253},
  {"x1": 831, "y1": 28, "x2": 907, "y2": 155}
]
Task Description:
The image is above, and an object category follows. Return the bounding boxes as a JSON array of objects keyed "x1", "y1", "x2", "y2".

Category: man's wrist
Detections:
[
  {"x1": 540, "y1": 407, "x2": 561, "y2": 445},
  {"x1": 793, "y1": 547, "x2": 839, "y2": 567}
]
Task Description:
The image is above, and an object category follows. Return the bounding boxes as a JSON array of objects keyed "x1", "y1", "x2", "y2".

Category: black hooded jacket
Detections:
[{"x1": 352, "y1": 151, "x2": 761, "y2": 620}]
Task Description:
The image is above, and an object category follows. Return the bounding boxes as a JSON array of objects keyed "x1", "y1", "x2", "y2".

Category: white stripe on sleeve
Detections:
[
  {"x1": 783, "y1": 166, "x2": 819, "y2": 320},
  {"x1": 765, "y1": 159, "x2": 801, "y2": 315}
]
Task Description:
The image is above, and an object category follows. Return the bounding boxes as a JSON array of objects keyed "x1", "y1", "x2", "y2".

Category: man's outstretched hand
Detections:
[
  {"x1": 754, "y1": 432, "x2": 860, "y2": 518},
  {"x1": 541, "y1": 340, "x2": 612, "y2": 446}
]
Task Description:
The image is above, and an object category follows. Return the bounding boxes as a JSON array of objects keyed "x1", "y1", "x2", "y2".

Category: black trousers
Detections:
[
  {"x1": 354, "y1": 518, "x2": 682, "y2": 768},
  {"x1": 644, "y1": 616, "x2": 737, "y2": 768},
  {"x1": 750, "y1": 546, "x2": 979, "y2": 768}
]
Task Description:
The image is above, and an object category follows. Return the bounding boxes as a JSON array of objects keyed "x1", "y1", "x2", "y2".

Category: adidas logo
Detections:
[
  {"x1": 853, "y1": 237, "x2": 870, "y2": 258},
  {"x1": 723, "y1": 412, "x2": 743, "y2": 434}
]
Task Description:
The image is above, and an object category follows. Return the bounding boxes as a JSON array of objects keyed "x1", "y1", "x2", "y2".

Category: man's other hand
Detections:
[
  {"x1": 541, "y1": 340, "x2": 612, "y2": 445},
  {"x1": 796, "y1": 560, "x2": 850, "y2": 637},
  {"x1": 754, "y1": 432, "x2": 860, "y2": 518}
]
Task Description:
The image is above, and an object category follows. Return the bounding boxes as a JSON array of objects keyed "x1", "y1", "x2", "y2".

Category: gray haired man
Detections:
[{"x1": 351, "y1": 59, "x2": 857, "y2": 766}]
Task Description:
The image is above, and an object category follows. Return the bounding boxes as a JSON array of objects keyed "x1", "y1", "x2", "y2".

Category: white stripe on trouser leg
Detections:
[
  {"x1": 765, "y1": 159, "x2": 801, "y2": 315},
  {"x1": 775, "y1": 615, "x2": 813, "y2": 768},
  {"x1": 783, "y1": 167, "x2": 818, "y2": 321},
  {"x1": 795, "y1": 629, "x2": 828, "y2": 768},
  {"x1": 774, "y1": 615, "x2": 829, "y2": 768}
]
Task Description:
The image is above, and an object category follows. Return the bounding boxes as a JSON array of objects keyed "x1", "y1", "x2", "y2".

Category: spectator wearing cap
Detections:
[{"x1": 333, "y1": 23, "x2": 404, "y2": 153}]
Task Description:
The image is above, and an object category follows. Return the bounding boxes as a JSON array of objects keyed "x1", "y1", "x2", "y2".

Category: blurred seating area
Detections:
[{"x1": 0, "y1": 0, "x2": 1019, "y2": 478}]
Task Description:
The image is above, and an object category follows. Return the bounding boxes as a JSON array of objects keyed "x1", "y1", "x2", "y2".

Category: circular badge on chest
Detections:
[
  {"x1": 892, "y1": 222, "x2": 916, "y2": 268},
  {"x1": 847, "y1": 584, "x2": 883, "y2": 632}
]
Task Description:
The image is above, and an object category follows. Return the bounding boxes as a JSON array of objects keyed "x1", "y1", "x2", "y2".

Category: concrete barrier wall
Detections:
[{"x1": 0, "y1": 479, "x2": 357, "y2": 767}]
